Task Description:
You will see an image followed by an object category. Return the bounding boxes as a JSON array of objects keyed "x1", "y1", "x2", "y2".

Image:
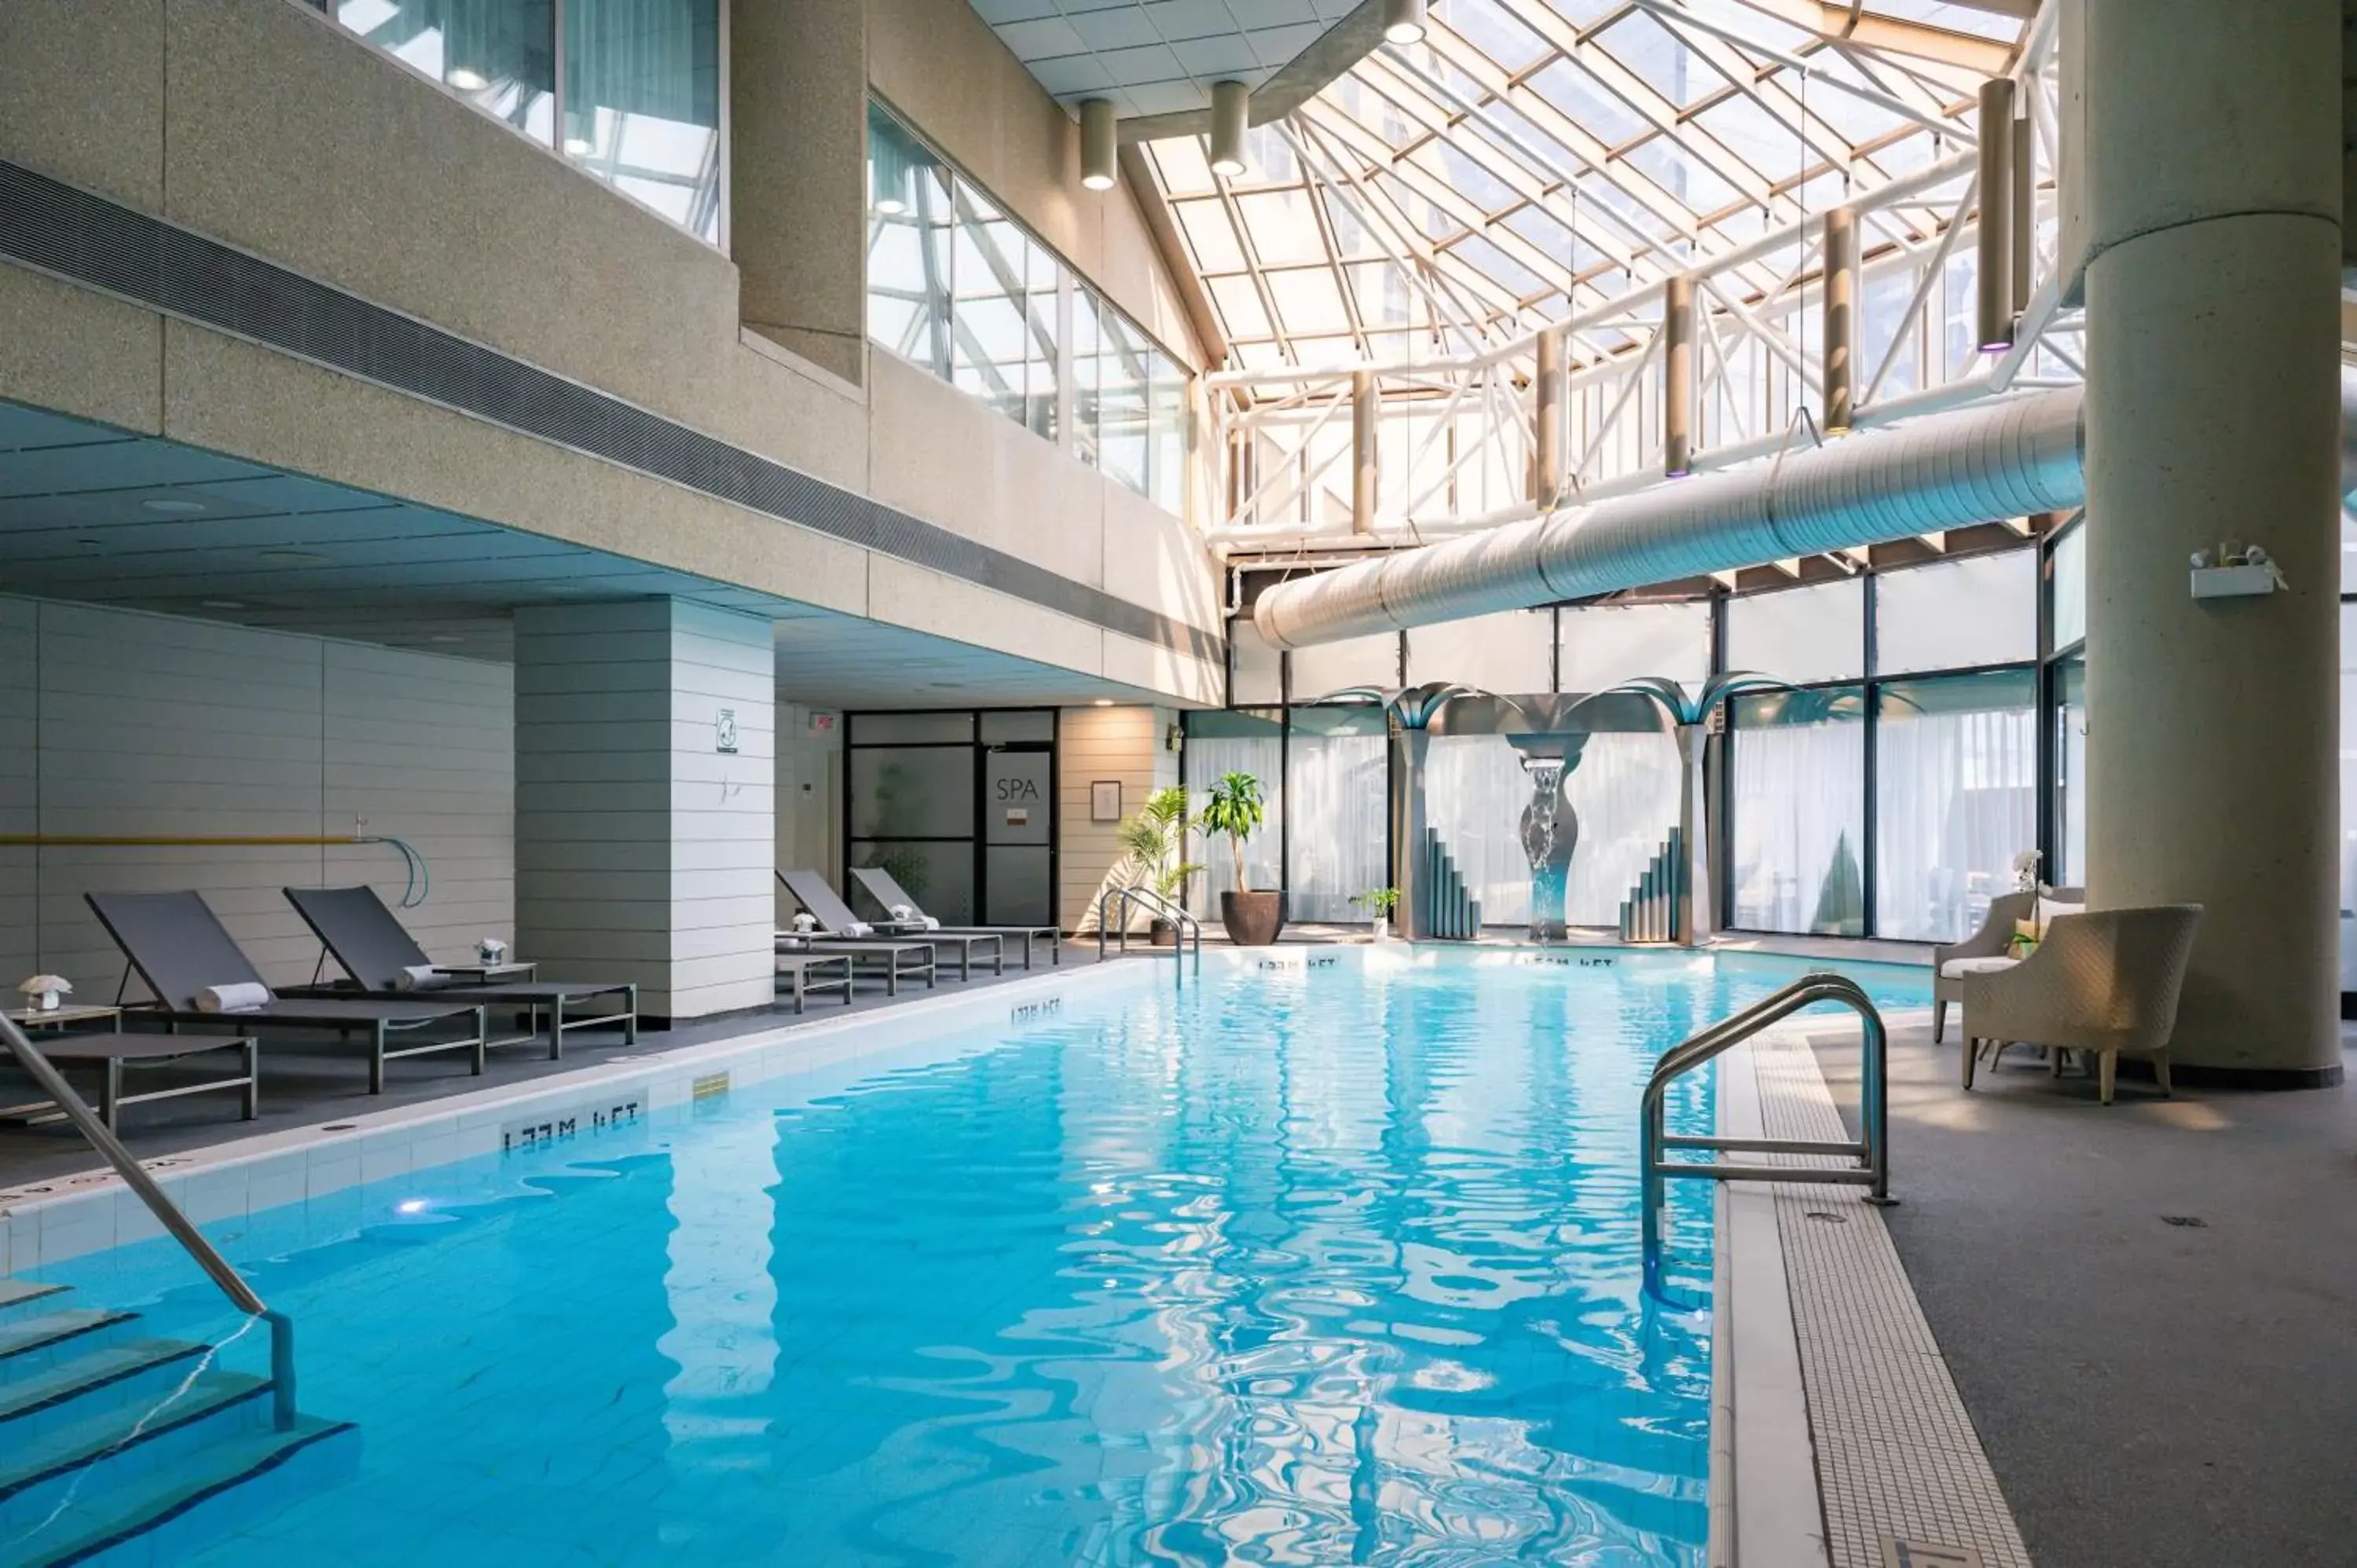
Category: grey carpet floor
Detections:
[{"x1": 1812, "y1": 1017, "x2": 2357, "y2": 1568}]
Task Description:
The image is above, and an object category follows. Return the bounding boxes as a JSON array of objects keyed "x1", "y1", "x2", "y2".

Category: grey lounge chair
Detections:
[
  {"x1": 282, "y1": 886, "x2": 636, "y2": 1058},
  {"x1": 776, "y1": 869, "x2": 999, "y2": 983},
  {"x1": 849, "y1": 866, "x2": 1059, "y2": 969},
  {"x1": 1932, "y1": 886, "x2": 2083, "y2": 1043},
  {"x1": 0, "y1": 1033, "x2": 259, "y2": 1133},
  {"x1": 775, "y1": 952, "x2": 854, "y2": 1013},
  {"x1": 1961, "y1": 904, "x2": 2205, "y2": 1105},
  {"x1": 86, "y1": 891, "x2": 488, "y2": 1094}
]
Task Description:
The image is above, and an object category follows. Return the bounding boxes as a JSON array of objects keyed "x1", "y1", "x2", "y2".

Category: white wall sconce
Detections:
[{"x1": 2190, "y1": 542, "x2": 2286, "y2": 599}]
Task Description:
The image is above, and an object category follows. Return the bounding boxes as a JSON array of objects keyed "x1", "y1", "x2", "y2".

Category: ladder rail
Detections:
[
  {"x1": 1640, "y1": 972, "x2": 1890, "y2": 1303},
  {"x1": 0, "y1": 1012, "x2": 296, "y2": 1430},
  {"x1": 1094, "y1": 884, "x2": 1204, "y2": 982}
]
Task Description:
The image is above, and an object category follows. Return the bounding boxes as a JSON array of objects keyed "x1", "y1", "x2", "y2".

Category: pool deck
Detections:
[{"x1": 1811, "y1": 1013, "x2": 2357, "y2": 1568}]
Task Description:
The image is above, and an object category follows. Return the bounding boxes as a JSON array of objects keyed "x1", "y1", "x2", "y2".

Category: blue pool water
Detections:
[{"x1": 24, "y1": 949, "x2": 1926, "y2": 1566}]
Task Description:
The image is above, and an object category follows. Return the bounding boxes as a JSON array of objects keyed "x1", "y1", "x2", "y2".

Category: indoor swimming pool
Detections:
[{"x1": 3, "y1": 949, "x2": 1930, "y2": 1567}]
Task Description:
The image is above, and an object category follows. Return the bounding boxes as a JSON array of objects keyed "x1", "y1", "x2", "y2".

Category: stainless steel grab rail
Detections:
[
  {"x1": 1640, "y1": 973, "x2": 1891, "y2": 1305},
  {"x1": 1094, "y1": 885, "x2": 1204, "y2": 983},
  {"x1": 0, "y1": 1013, "x2": 296, "y2": 1430}
]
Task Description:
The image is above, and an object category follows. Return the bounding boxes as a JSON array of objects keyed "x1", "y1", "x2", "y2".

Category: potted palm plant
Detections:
[
  {"x1": 1116, "y1": 786, "x2": 1202, "y2": 946},
  {"x1": 1351, "y1": 887, "x2": 1401, "y2": 942},
  {"x1": 1203, "y1": 771, "x2": 1282, "y2": 946}
]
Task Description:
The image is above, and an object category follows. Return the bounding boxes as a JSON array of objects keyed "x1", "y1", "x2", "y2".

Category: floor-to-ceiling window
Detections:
[
  {"x1": 2044, "y1": 514, "x2": 2088, "y2": 888},
  {"x1": 1725, "y1": 545, "x2": 2043, "y2": 943},
  {"x1": 841, "y1": 709, "x2": 1058, "y2": 929},
  {"x1": 317, "y1": 0, "x2": 722, "y2": 245},
  {"x1": 1280, "y1": 707, "x2": 1387, "y2": 922}
]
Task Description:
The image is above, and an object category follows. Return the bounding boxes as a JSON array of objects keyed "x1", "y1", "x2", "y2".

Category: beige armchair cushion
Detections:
[
  {"x1": 1961, "y1": 904, "x2": 2205, "y2": 1056},
  {"x1": 1940, "y1": 955, "x2": 2019, "y2": 980}
]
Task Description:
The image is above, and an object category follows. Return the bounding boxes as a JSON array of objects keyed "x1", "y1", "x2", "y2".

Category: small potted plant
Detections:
[
  {"x1": 1351, "y1": 887, "x2": 1401, "y2": 942},
  {"x1": 17, "y1": 974, "x2": 71, "y2": 1013},
  {"x1": 1116, "y1": 786, "x2": 1203, "y2": 946},
  {"x1": 1203, "y1": 771, "x2": 1283, "y2": 946}
]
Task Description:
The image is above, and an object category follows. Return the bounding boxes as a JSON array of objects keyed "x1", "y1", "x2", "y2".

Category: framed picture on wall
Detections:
[{"x1": 1090, "y1": 780, "x2": 1122, "y2": 822}]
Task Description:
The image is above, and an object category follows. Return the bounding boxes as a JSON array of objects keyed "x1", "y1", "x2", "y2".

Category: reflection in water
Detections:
[{"x1": 101, "y1": 955, "x2": 1930, "y2": 1567}]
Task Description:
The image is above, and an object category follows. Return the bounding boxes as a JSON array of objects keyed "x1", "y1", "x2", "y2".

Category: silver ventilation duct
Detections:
[{"x1": 1255, "y1": 388, "x2": 2088, "y2": 650}]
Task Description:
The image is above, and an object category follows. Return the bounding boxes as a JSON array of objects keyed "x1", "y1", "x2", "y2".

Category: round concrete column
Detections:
[{"x1": 2081, "y1": 0, "x2": 2343, "y2": 1079}]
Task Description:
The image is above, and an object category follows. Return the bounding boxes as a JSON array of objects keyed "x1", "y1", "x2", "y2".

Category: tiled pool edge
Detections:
[
  {"x1": 0, "y1": 960, "x2": 1155, "y2": 1275},
  {"x1": 1725, "y1": 1011, "x2": 2035, "y2": 1568},
  {"x1": 1710, "y1": 1035, "x2": 1833, "y2": 1568}
]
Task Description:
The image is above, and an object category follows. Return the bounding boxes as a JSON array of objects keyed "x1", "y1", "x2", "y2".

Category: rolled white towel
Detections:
[
  {"x1": 845, "y1": 921, "x2": 874, "y2": 938},
  {"x1": 392, "y1": 965, "x2": 442, "y2": 991},
  {"x1": 195, "y1": 981, "x2": 273, "y2": 1014},
  {"x1": 922, "y1": 916, "x2": 940, "y2": 932},
  {"x1": 889, "y1": 903, "x2": 914, "y2": 921}
]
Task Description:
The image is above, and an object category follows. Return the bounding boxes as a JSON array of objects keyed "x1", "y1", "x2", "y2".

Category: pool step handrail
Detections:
[
  {"x1": 1094, "y1": 885, "x2": 1203, "y2": 981},
  {"x1": 1640, "y1": 972, "x2": 1891, "y2": 1304},
  {"x1": 0, "y1": 1011, "x2": 296, "y2": 1430}
]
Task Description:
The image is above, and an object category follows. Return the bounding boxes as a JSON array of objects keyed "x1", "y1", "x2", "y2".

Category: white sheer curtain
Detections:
[
  {"x1": 1728, "y1": 697, "x2": 1867, "y2": 935},
  {"x1": 1185, "y1": 735, "x2": 1281, "y2": 917},
  {"x1": 1425, "y1": 735, "x2": 1534, "y2": 926},
  {"x1": 1874, "y1": 675, "x2": 2037, "y2": 942},
  {"x1": 1285, "y1": 733, "x2": 1387, "y2": 921},
  {"x1": 1563, "y1": 731, "x2": 1682, "y2": 927}
]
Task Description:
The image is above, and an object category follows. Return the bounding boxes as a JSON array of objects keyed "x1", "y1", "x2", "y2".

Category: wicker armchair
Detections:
[
  {"x1": 1931, "y1": 886, "x2": 2084, "y2": 1043},
  {"x1": 1959, "y1": 904, "x2": 2205, "y2": 1105}
]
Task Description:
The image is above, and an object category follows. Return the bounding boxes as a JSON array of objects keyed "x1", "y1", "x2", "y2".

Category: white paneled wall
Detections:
[
  {"x1": 515, "y1": 600, "x2": 775, "y2": 1019},
  {"x1": 773, "y1": 702, "x2": 842, "y2": 929},
  {"x1": 0, "y1": 595, "x2": 513, "y2": 1002}
]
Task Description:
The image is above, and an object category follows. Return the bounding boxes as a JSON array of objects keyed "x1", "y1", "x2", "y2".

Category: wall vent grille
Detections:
[{"x1": 0, "y1": 158, "x2": 1218, "y2": 665}]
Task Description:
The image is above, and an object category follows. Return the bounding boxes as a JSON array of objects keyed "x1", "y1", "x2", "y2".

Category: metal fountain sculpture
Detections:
[
  {"x1": 1498, "y1": 694, "x2": 1593, "y2": 943},
  {"x1": 1585, "y1": 672, "x2": 1784, "y2": 947},
  {"x1": 1322, "y1": 682, "x2": 1478, "y2": 943}
]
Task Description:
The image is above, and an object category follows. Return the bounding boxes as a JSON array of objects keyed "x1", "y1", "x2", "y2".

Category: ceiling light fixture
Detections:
[
  {"x1": 563, "y1": 136, "x2": 592, "y2": 156},
  {"x1": 1079, "y1": 99, "x2": 1117, "y2": 192},
  {"x1": 1382, "y1": 0, "x2": 1428, "y2": 45},
  {"x1": 200, "y1": 599, "x2": 247, "y2": 610},
  {"x1": 1092, "y1": 698, "x2": 1115, "y2": 707},
  {"x1": 447, "y1": 67, "x2": 488, "y2": 91},
  {"x1": 1208, "y1": 80, "x2": 1249, "y2": 178},
  {"x1": 140, "y1": 497, "x2": 205, "y2": 515}
]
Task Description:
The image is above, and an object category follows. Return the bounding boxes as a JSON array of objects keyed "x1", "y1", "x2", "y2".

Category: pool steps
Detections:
[{"x1": 0, "y1": 1278, "x2": 356, "y2": 1567}]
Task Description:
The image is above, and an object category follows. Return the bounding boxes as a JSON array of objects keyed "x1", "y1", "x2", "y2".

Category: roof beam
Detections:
[{"x1": 1717, "y1": 0, "x2": 2017, "y2": 73}]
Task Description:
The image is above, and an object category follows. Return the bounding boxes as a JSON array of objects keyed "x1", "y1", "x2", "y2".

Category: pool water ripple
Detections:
[{"x1": 33, "y1": 950, "x2": 1925, "y2": 1567}]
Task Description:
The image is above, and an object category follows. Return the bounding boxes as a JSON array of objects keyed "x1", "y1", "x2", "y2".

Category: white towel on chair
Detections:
[
  {"x1": 195, "y1": 982, "x2": 273, "y2": 1013},
  {"x1": 845, "y1": 921, "x2": 873, "y2": 938},
  {"x1": 392, "y1": 965, "x2": 441, "y2": 991},
  {"x1": 922, "y1": 916, "x2": 940, "y2": 931}
]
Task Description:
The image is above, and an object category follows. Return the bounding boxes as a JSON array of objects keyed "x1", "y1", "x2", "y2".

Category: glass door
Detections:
[{"x1": 843, "y1": 709, "x2": 1059, "y2": 928}]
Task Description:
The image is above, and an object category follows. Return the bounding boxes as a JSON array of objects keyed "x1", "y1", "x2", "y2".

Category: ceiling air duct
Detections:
[{"x1": 1254, "y1": 387, "x2": 2088, "y2": 650}]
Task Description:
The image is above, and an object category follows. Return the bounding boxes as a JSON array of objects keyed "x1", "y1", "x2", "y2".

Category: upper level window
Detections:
[
  {"x1": 867, "y1": 101, "x2": 1188, "y2": 518},
  {"x1": 317, "y1": 0, "x2": 722, "y2": 248}
]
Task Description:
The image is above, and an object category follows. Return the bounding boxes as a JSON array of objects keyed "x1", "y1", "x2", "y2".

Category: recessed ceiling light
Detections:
[
  {"x1": 428, "y1": 634, "x2": 466, "y2": 643},
  {"x1": 258, "y1": 549, "x2": 329, "y2": 566},
  {"x1": 200, "y1": 599, "x2": 247, "y2": 610},
  {"x1": 448, "y1": 67, "x2": 488, "y2": 90},
  {"x1": 563, "y1": 136, "x2": 592, "y2": 156},
  {"x1": 1093, "y1": 698, "x2": 1115, "y2": 706},
  {"x1": 141, "y1": 498, "x2": 205, "y2": 515}
]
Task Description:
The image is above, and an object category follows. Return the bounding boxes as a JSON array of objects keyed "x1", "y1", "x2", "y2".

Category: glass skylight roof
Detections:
[{"x1": 1145, "y1": 0, "x2": 2026, "y2": 376}]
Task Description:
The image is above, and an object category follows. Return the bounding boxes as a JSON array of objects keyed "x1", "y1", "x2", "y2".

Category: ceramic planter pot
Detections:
[
  {"x1": 1149, "y1": 917, "x2": 1180, "y2": 948},
  {"x1": 1220, "y1": 890, "x2": 1285, "y2": 947}
]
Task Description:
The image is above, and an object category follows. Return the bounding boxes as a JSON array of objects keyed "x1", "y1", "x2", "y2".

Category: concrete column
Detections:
[
  {"x1": 1351, "y1": 370, "x2": 1377, "y2": 534},
  {"x1": 731, "y1": 0, "x2": 867, "y2": 383},
  {"x1": 2080, "y1": 0, "x2": 2342, "y2": 1080},
  {"x1": 1662, "y1": 274, "x2": 1694, "y2": 476},
  {"x1": 1388, "y1": 721, "x2": 1430, "y2": 940},
  {"x1": 515, "y1": 599, "x2": 776, "y2": 1021}
]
